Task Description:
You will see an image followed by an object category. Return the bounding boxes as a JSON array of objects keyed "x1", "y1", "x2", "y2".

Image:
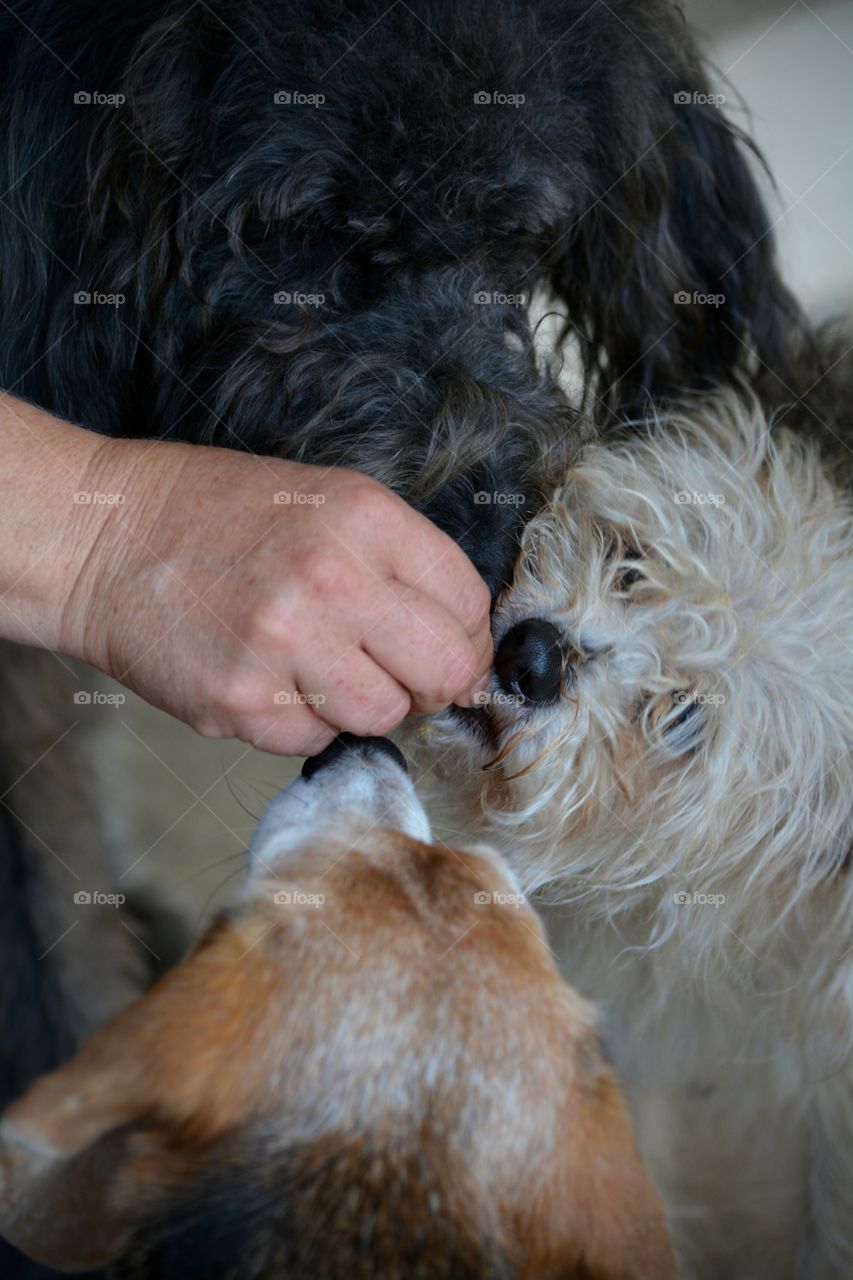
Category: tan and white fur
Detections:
[
  {"x1": 411, "y1": 391, "x2": 853, "y2": 1279},
  {"x1": 0, "y1": 736, "x2": 675, "y2": 1279}
]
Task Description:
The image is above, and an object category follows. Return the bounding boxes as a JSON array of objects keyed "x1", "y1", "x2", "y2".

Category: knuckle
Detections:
[
  {"x1": 254, "y1": 707, "x2": 333, "y2": 758},
  {"x1": 465, "y1": 577, "x2": 492, "y2": 626},
  {"x1": 190, "y1": 709, "x2": 225, "y2": 740},
  {"x1": 244, "y1": 596, "x2": 293, "y2": 649},
  {"x1": 304, "y1": 723, "x2": 336, "y2": 755},
  {"x1": 297, "y1": 546, "x2": 349, "y2": 598},
  {"x1": 337, "y1": 703, "x2": 378, "y2": 738},
  {"x1": 434, "y1": 644, "x2": 478, "y2": 701},
  {"x1": 343, "y1": 475, "x2": 398, "y2": 529},
  {"x1": 217, "y1": 666, "x2": 263, "y2": 720},
  {"x1": 369, "y1": 698, "x2": 409, "y2": 736},
  {"x1": 343, "y1": 472, "x2": 382, "y2": 506},
  {"x1": 343, "y1": 694, "x2": 408, "y2": 738}
]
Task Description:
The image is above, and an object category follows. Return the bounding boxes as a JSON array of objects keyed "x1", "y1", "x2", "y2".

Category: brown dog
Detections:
[{"x1": 0, "y1": 735, "x2": 675, "y2": 1279}]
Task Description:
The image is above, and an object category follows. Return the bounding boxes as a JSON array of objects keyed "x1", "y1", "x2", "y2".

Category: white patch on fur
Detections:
[
  {"x1": 251, "y1": 747, "x2": 431, "y2": 867},
  {"x1": 409, "y1": 389, "x2": 853, "y2": 1276}
]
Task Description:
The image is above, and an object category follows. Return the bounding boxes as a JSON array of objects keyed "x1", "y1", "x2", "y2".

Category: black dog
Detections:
[
  {"x1": 0, "y1": 0, "x2": 806, "y2": 585},
  {"x1": 0, "y1": 2, "x2": 816, "y2": 1276}
]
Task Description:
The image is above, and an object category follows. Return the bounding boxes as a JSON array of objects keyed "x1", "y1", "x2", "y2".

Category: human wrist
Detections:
[
  {"x1": 0, "y1": 390, "x2": 192, "y2": 668},
  {"x1": 0, "y1": 395, "x2": 109, "y2": 652},
  {"x1": 56, "y1": 432, "x2": 198, "y2": 673}
]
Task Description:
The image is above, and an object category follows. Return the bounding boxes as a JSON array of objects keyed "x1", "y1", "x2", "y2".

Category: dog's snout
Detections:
[
  {"x1": 495, "y1": 619, "x2": 563, "y2": 705},
  {"x1": 301, "y1": 733, "x2": 408, "y2": 780},
  {"x1": 252, "y1": 733, "x2": 426, "y2": 863}
]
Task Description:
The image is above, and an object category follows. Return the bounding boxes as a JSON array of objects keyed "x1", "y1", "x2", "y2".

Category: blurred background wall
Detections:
[
  {"x1": 97, "y1": 0, "x2": 853, "y2": 938},
  {"x1": 684, "y1": 0, "x2": 852, "y2": 318}
]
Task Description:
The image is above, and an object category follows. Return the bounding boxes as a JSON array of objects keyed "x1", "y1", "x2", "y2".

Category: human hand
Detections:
[{"x1": 60, "y1": 441, "x2": 492, "y2": 755}]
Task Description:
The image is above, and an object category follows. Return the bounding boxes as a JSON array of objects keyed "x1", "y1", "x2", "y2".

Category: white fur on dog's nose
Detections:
[{"x1": 250, "y1": 735, "x2": 431, "y2": 864}]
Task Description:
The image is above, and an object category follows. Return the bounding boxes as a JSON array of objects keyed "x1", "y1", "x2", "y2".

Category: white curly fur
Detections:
[{"x1": 407, "y1": 390, "x2": 853, "y2": 1279}]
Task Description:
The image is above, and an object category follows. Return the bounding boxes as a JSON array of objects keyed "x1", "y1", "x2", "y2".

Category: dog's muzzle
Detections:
[
  {"x1": 302, "y1": 732, "x2": 408, "y2": 780},
  {"x1": 495, "y1": 619, "x2": 563, "y2": 705},
  {"x1": 251, "y1": 735, "x2": 429, "y2": 863}
]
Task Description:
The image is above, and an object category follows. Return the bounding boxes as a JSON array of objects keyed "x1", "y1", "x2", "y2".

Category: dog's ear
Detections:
[
  {"x1": 0, "y1": 1007, "x2": 174, "y2": 1269},
  {"x1": 525, "y1": 1055, "x2": 678, "y2": 1280},
  {"x1": 548, "y1": 19, "x2": 799, "y2": 419},
  {"x1": 0, "y1": 921, "x2": 273, "y2": 1272},
  {"x1": 572, "y1": 1071, "x2": 677, "y2": 1279}
]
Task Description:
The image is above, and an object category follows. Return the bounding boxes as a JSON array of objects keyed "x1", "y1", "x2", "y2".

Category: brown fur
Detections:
[{"x1": 0, "y1": 823, "x2": 675, "y2": 1278}]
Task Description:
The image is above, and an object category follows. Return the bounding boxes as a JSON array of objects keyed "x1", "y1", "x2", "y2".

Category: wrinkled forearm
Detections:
[{"x1": 0, "y1": 393, "x2": 109, "y2": 653}]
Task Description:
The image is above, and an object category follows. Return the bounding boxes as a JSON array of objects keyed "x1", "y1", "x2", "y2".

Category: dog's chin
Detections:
[
  {"x1": 449, "y1": 702, "x2": 499, "y2": 752},
  {"x1": 446, "y1": 697, "x2": 567, "y2": 767}
]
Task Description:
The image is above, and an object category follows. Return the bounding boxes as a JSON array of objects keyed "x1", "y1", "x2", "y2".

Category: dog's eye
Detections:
[
  {"x1": 605, "y1": 533, "x2": 645, "y2": 594},
  {"x1": 614, "y1": 547, "x2": 644, "y2": 593},
  {"x1": 644, "y1": 691, "x2": 704, "y2": 755},
  {"x1": 667, "y1": 693, "x2": 698, "y2": 731},
  {"x1": 662, "y1": 693, "x2": 704, "y2": 753},
  {"x1": 615, "y1": 565, "x2": 643, "y2": 592}
]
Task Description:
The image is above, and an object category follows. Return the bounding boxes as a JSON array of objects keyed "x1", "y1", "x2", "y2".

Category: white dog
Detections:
[{"x1": 410, "y1": 391, "x2": 853, "y2": 1279}]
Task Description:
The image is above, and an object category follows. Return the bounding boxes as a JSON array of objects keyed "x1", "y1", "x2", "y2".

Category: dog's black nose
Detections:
[
  {"x1": 494, "y1": 619, "x2": 563, "y2": 705},
  {"x1": 301, "y1": 733, "x2": 408, "y2": 780}
]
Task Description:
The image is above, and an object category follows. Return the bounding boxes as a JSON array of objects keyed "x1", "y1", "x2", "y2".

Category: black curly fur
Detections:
[{"x1": 0, "y1": 0, "x2": 809, "y2": 587}]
